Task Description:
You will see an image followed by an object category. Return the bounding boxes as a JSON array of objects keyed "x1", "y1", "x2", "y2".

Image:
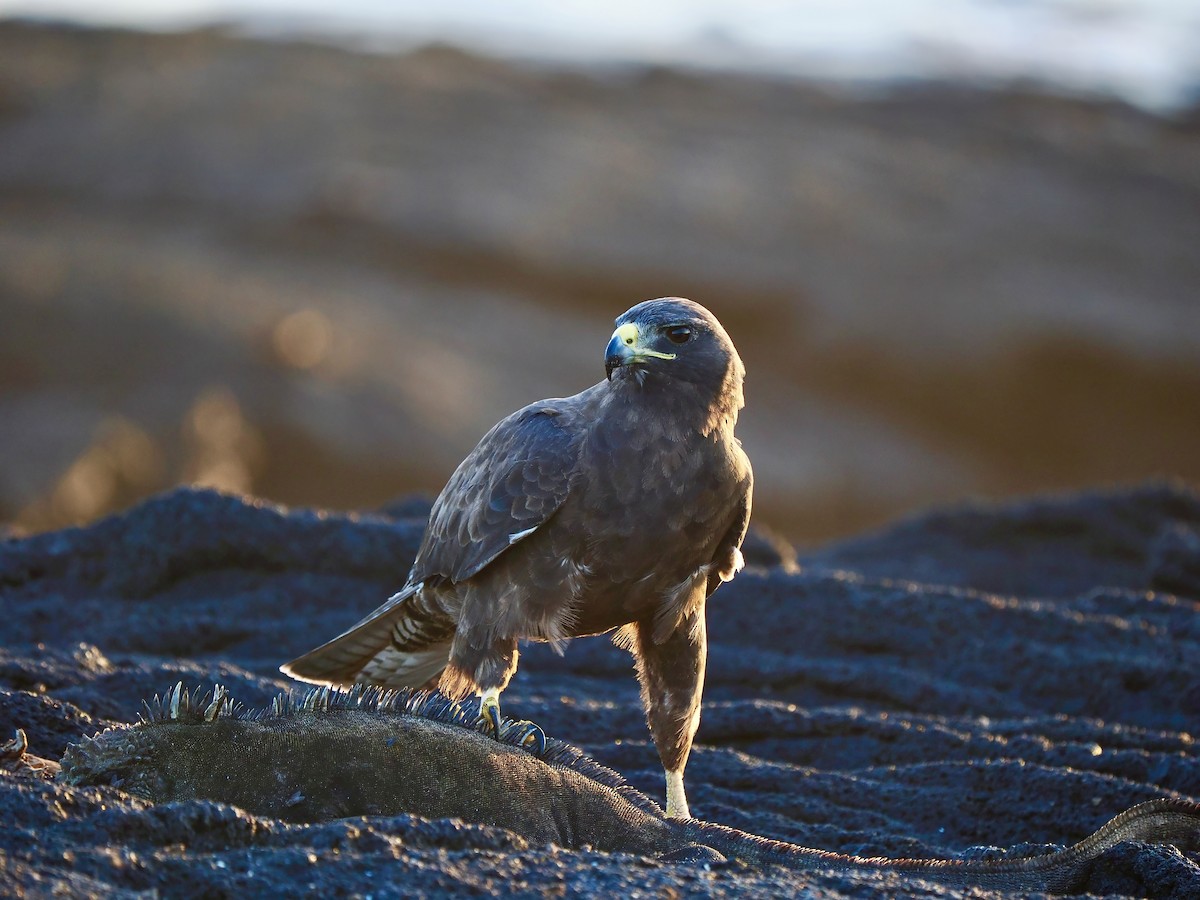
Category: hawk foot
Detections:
[
  {"x1": 479, "y1": 692, "x2": 546, "y2": 754},
  {"x1": 480, "y1": 693, "x2": 502, "y2": 737}
]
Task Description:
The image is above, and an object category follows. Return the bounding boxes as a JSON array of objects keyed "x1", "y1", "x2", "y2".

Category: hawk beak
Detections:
[{"x1": 605, "y1": 323, "x2": 675, "y2": 380}]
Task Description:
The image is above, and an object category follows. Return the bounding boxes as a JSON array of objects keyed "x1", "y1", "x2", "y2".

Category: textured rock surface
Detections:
[{"x1": 1, "y1": 483, "x2": 1198, "y2": 897}]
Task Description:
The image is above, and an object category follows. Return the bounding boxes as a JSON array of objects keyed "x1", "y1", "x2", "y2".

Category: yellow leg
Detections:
[
  {"x1": 480, "y1": 687, "x2": 502, "y2": 738},
  {"x1": 665, "y1": 769, "x2": 691, "y2": 819}
]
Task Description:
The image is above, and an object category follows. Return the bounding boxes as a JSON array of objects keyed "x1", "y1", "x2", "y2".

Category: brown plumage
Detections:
[{"x1": 281, "y1": 297, "x2": 753, "y2": 818}]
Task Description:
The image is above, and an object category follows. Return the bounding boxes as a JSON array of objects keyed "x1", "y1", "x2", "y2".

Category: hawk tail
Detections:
[{"x1": 280, "y1": 584, "x2": 453, "y2": 690}]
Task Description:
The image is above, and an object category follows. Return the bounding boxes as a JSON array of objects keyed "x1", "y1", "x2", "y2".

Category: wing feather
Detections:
[
  {"x1": 411, "y1": 401, "x2": 581, "y2": 584},
  {"x1": 707, "y1": 457, "x2": 753, "y2": 596}
]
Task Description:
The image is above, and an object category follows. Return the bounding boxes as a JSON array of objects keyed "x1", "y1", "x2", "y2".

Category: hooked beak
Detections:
[{"x1": 605, "y1": 322, "x2": 675, "y2": 380}]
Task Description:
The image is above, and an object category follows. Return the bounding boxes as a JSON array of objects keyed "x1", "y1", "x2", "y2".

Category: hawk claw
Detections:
[
  {"x1": 510, "y1": 720, "x2": 547, "y2": 755},
  {"x1": 479, "y1": 694, "x2": 546, "y2": 754},
  {"x1": 480, "y1": 695, "x2": 503, "y2": 740}
]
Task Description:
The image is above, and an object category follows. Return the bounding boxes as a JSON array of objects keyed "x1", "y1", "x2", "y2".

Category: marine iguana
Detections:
[{"x1": 58, "y1": 684, "x2": 1200, "y2": 894}]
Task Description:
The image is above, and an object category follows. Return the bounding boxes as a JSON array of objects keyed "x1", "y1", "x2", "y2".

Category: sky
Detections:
[{"x1": 1, "y1": 0, "x2": 1198, "y2": 110}]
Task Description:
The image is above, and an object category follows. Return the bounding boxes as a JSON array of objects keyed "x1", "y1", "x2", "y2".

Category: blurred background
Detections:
[{"x1": 0, "y1": 2, "x2": 1197, "y2": 545}]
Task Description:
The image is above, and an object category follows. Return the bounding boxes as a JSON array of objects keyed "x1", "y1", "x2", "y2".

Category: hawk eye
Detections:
[{"x1": 665, "y1": 325, "x2": 692, "y2": 344}]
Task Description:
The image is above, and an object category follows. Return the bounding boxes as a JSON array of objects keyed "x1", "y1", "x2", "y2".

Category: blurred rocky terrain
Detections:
[{"x1": 0, "y1": 21, "x2": 1198, "y2": 542}]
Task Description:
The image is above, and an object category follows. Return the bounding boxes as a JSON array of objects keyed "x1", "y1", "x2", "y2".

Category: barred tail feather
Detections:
[
  {"x1": 359, "y1": 642, "x2": 451, "y2": 689},
  {"x1": 281, "y1": 584, "x2": 452, "y2": 689}
]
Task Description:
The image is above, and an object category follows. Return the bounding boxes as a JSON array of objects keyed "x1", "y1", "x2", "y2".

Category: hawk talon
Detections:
[
  {"x1": 480, "y1": 696, "x2": 502, "y2": 740},
  {"x1": 512, "y1": 721, "x2": 547, "y2": 755},
  {"x1": 479, "y1": 692, "x2": 546, "y2": 754}
]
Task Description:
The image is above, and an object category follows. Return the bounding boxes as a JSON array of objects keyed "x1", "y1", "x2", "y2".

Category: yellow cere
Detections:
[{"x1": 613, "y1": 323, "x2": 677, "y2": 361}]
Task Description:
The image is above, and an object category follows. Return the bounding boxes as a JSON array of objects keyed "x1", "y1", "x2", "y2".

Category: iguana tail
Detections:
[{"x1": 684, "y1": 797, "x2": 1200, "y2": 892}]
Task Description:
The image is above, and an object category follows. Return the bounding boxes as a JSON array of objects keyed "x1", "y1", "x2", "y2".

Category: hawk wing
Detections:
[
  {"x1": 281, "y1": 401, "x2": 582, "y2": 687},
  {"x1": 411, "y1": 402, "x2": 580, "y2": 584},
  {"x1": 707, "y1": 459, "x2": 753, "y2": 596}
]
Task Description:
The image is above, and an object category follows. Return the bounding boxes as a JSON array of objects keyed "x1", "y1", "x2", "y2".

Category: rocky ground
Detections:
[
  {"x1": 0, "y1": 22, "x2": 1198, "y2": 544},
  {"x1": 1, "y1": 482, "x2": 1198, "y2": 897}
]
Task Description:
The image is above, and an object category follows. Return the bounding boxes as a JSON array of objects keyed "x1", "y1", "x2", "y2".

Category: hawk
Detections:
[{"x1": 282, "y1": 297, "x2": 753, "y2": 818}]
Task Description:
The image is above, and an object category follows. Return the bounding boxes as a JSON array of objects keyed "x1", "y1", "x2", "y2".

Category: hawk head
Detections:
[{"x1": 605, "y1": 297, "x2": 745, "y2": 416}]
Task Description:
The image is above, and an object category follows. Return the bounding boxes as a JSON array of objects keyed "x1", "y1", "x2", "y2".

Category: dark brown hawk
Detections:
[{"x1": 282, "y1": 297, "x2": 753, "y2": 818}]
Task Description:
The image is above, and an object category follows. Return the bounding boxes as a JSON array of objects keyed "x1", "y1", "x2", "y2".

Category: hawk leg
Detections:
[
  {"x1": 442, "y1": 635, "x2": 546, "y2": 754},
  {"x1": 629, "y1": 609, "x2": 707, "y2": 819}
]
